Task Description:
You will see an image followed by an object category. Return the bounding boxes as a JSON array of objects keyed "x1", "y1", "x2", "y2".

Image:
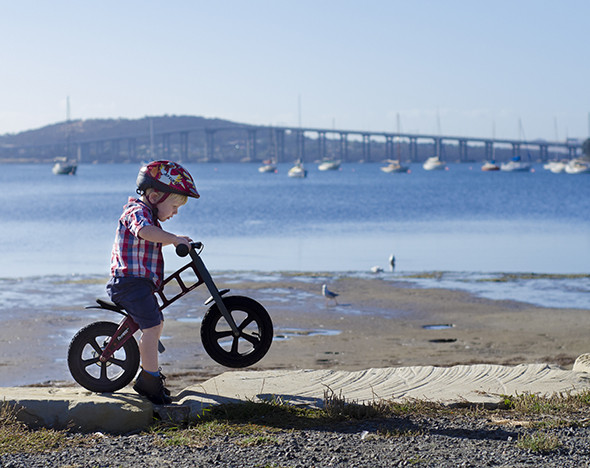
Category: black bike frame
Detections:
[{"x1": 97, "y1": 244, "x2": 239, "y2": 363}]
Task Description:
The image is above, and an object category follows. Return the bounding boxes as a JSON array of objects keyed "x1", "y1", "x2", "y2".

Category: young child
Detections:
[{"x1": 107, "y1": 160, "x2": 199, "y2": 405}]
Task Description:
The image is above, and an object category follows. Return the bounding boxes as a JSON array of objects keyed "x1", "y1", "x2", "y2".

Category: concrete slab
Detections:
[
  {"x1": 177, "y1": 363, "x2": 590, "y2": 418},
  {"x1": 0, "y1": 387, "x2": 153, "y2": 433},
  {"x1": 2, "y1": 361, "x2": 590, "y2": 433}
]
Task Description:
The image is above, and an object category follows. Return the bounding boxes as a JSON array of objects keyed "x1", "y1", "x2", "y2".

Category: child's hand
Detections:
[{"x1": 174, "y1": 235, "x2": 193, "y2": 248}]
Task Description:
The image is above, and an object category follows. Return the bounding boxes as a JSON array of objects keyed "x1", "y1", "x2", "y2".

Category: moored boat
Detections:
[
  {"x1": 564, "y1": 159, "x2": 590, "y2": 174},
  {"x1": 543, "y1": 160, "x2": 567, "y2": 173},
  {"x1": 380, "y1": 159, "x2": 409, "y2": 173},
  {"x1": 422, "y1": 156, "x2": 446, "y2": 171},
  {"x1": 500, "y1": 156, "x2": 531, "y2": 172},
  {"x1": 288, "y1": 160, "x2": 307, "y2": 178},
  {"x1": 318, "y1": 159, "x2": 341, "y2": 171},
  {"x1": 481, "y1": 160, "x2": 500, "y2": 171},
  {"x1": 258, "y1": 159, "x2": 277, "y2": 173},
  {"x1": 52, "y1": 157, "x2": 77, "y2": 175}
]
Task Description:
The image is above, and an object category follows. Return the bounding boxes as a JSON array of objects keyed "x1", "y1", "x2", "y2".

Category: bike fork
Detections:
[{"x1": 189, "y1": 250, "x2": 241, "y2": 336}]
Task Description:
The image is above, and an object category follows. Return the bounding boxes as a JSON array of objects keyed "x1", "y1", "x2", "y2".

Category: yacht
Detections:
[
  {"x1": 422, "y1": 156, "x2": 446, "y2": 170},
  {"x1": 380, "y1": 159, "x2": 409, "y2": 173},
  {"x1": 500, "y1": 156, "x2": 531, "y2": 172},
  {"x1": 481, "y1": 160, "x2": 500, "y2": 171},
  {"x1": 318, "y1": 159, "x2": 341, "y2": 171},
  {"x1": 258, "y1": 159, "x2": 277, "y2": 173},
  {"x1": 52, "y1": 157, "x2": 77, "y2": 175},
  {"x1": 564, "y1": 159, "x2": 590, "y2": 174},
  {"x1": 288, "y1": 160, "x2": 307, "y2": 178},
  {"x1": 543, "y1": 160, "x2": 567, "y2": 173}
]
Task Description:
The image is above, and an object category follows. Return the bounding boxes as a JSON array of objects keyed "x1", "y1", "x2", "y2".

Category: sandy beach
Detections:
[{"x1": 1, "y1": 274, "x2": 589, "y2": 392}]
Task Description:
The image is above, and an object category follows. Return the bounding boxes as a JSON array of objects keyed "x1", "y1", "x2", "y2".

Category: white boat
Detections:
[
  {"x1": 564, "y1": 159, "x2": 590, "y2": 174},
  {"x1": 481, "y1": 160, "x2": 499, "y2": 171},
  {"x1": 318, "y1": 159, "x2": 341, "y2": 171},
  {"x1": 422, "y1": 156, "x2": 446, "y2": 170},
  {"x1": 543, "y1": 160, "x2": 567, "y2": 173},
  {"x1": 52, "y1": 157, "x2": 77, "y2": 175},
  {"x1": 288, "y1": 160, "x2": 307, "y2": 178},
  {"x1": 53, "y1": 98, "x2": 78, "y2": 175},
  {"x1": 380, "y1": 159, "x2": 409, "y2": 173},
  {"x1": 500, "y1": 156, "x2": 531, "y2": 172},
  {"x1": 258, "y1": 159, "x2": 277, "y2": 173}
]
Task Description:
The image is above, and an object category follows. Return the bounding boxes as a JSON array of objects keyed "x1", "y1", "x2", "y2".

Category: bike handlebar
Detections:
[{"x1": 175, "y1": 242, "x2": 203, "y2": 257}]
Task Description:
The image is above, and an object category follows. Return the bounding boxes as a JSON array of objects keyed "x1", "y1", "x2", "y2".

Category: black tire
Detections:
[
  {"x1": 67, "y1": 321, "x2": 140, "y2": 393},
  {"x1": 201, "y1": 295, "x2": 273, "y2": 368}
]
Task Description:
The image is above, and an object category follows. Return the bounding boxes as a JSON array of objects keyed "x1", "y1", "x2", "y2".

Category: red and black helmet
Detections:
[{"x1": 136, "y1": 160, "x2": 200, "y2": 199}]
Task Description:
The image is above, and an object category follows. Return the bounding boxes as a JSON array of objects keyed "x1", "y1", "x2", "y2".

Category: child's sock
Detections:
[{"x1": 145, "y1": 369, "x2": 160, "y2": 377}]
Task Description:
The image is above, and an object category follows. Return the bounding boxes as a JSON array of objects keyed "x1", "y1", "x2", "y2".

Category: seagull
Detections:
[
  {"x1": 322, "y1": 284, "x2": 339, "y2": 305},
  {"x1": 389, "y1": 254, "x2": 396, "y2": 271}
]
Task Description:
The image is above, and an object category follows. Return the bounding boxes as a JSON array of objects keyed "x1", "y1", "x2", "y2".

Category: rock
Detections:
[
  {"x1": 0, "y1": 386, "x2": 153, "y2": 433},
  {"x1": 154, "y1": 404, "x2": 190, "y2": 424}
]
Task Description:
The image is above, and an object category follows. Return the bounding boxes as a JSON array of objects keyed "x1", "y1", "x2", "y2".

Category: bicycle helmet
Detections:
[{"x1": 136, "y1": 160, "x2": 200, "y2": 199}]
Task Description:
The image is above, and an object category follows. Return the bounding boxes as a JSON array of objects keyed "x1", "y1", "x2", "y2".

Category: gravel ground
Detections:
[{"x1": 3, "y1": 414, "x2": 590, "y2": 468}]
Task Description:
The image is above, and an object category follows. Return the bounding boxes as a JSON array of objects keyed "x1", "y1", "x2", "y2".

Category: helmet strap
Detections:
[
  {"x1": 145, "y1": 191, "x2": 171, "y2": 222},
  {"x1": 154, "y1": 192, "x2": 171, "y2": 205}
]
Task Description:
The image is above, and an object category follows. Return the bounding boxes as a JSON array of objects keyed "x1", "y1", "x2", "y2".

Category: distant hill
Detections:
[
  {"x1": 0, "y1": 115, "x2": 262, "y2": 163},
  {"x1": 0, "y1": 115, "x2": 243, "y2": 147}
]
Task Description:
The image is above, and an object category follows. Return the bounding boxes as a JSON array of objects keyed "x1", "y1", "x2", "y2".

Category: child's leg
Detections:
[{"x1": 139, "y1": 322, "x2": 163, "y2": 373}]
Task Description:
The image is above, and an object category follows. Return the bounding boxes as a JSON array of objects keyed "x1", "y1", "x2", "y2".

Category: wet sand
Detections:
[{"x1": 1, "y1": 275, "x2": 589, "y2": 392}]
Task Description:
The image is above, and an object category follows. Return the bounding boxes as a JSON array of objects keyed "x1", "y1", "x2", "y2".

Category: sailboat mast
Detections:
[
  {"x1": 66, "y1": 96, "x2": 71, "y2": 158},
  {"x1": 396, "y1": 113, "x2": 402, "y2": 159}
]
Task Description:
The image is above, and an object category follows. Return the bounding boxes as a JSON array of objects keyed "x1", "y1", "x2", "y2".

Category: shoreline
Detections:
[{"x1": 1, "y1": 274, "x2": 588, "y2": 392}]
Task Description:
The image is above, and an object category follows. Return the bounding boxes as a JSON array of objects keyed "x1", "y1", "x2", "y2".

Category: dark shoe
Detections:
[
  {"x1": 133, "y1": 370, "x2": 172, "y2": 405},
  {"x1": 159, "y1": 370, "x2": 171, "y2": 396}
]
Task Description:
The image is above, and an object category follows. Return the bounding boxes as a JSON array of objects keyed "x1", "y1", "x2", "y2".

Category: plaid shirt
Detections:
[{"x1": 110, "y1": 197, "x2": 164, "y2": 288}]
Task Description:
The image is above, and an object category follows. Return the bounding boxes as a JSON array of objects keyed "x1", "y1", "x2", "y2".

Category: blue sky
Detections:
[{"x1": 1, "y1": 0, "x2": 588, "y2": 141}]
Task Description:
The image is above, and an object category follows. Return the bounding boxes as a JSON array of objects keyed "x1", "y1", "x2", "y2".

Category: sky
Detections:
[{"x1": 1, "y1": 0, "x2": 588, "y2": 142}]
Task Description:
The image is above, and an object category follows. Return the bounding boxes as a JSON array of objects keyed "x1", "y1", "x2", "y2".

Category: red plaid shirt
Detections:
[{"x1": 110, "y1": 197, "x2": 164, "y2": 288}]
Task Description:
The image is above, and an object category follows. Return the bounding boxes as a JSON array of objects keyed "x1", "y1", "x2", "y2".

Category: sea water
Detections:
[{"x1": 0, "y1": 162, "x2": 588, "y2": 309}]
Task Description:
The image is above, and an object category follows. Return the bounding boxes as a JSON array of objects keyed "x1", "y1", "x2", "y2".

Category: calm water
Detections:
[{"x1": 0, "y1": 162, "x2": 589, "y2": 308}]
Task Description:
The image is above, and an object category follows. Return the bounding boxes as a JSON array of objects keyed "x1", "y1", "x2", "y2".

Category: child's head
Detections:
[
  {"x1": 136, "y1": 160, "x2": 200, "y2": 199},
  {"x1": 136, "y1": 160, "x2": 198, "y2": 221},
  {"x1": 145, "y1": 189, "x2": 187, "y2": 221}
]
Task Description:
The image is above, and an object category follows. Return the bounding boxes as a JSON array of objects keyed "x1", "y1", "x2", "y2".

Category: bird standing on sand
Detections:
[
  {"x1": 389, "y1": 254, "x2": 396, "y2": 271},
  {"x1": 322, "y1": 284, "x2": 339, "y2": 305}
]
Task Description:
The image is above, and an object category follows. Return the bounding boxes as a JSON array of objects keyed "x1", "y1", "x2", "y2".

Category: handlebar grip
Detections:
[
  {"x1": 176, "y1": 243, "x2": 190, "y2": 257},
  {"x1": 176, "y1": 241, "x2": 203, "y2": 257}
]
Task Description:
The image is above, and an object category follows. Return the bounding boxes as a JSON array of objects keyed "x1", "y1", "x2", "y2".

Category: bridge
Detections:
[{"x1": 9, "y1": 123, "x2": 584, "y2": 164}]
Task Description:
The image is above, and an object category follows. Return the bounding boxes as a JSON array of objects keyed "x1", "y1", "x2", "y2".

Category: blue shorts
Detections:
[{"x1": 106, "y1": 277, "x2": 163, "y2": 330}]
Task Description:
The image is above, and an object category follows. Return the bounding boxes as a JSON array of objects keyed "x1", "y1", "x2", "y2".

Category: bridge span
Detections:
[{"x1": 17, "y1": 123, "x2": 584, "y2": 164}]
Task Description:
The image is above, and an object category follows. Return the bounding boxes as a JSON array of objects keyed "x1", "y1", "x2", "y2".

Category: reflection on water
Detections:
[{"x1": 273, "y1": 328, "x2": 342, "y2": 342}]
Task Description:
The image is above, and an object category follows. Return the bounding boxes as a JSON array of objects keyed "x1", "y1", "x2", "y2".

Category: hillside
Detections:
[{"x1": 0, "y1": 115, "x2": 243, "y2": 147}]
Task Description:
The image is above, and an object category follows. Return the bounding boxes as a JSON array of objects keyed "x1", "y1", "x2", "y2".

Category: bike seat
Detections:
[{"x1": 95, "y1": 298, "x2": 124, "y2": 312}]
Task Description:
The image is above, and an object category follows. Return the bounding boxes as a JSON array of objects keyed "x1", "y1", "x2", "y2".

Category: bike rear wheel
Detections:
[
  {"x1": 201, "y1": 295, "x2": 273, "y2": 368},
  {"x1": 67, "y1": 321, "x2": 140, "y2": 393}
]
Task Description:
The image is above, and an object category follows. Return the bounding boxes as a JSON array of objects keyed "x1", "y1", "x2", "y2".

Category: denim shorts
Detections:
[{"x1": 106, "y1": 277, "x2": 163, "y2": 330}]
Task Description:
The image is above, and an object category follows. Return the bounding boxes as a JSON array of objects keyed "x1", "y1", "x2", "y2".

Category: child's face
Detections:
[{"x1": 157, "y1": 196, "x2": 186, "y2": 222}]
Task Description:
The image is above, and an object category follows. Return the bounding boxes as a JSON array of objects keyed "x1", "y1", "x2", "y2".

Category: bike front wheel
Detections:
[
  {"x1": 201, "y1": 295, "x2": 273, "y2": 368},
  {"x1": 67, "y1": 321, "x2": 140, "y2": 393}
]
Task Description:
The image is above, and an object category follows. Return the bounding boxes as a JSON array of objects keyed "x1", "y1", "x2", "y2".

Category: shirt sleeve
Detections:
[{"x1": 123, "y1": 205, "x2": 153, "y2": 238}]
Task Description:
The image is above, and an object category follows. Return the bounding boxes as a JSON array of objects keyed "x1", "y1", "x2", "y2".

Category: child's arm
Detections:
[{"x1": 138, "y1": 225, "x2": 192, "y2": 247}]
